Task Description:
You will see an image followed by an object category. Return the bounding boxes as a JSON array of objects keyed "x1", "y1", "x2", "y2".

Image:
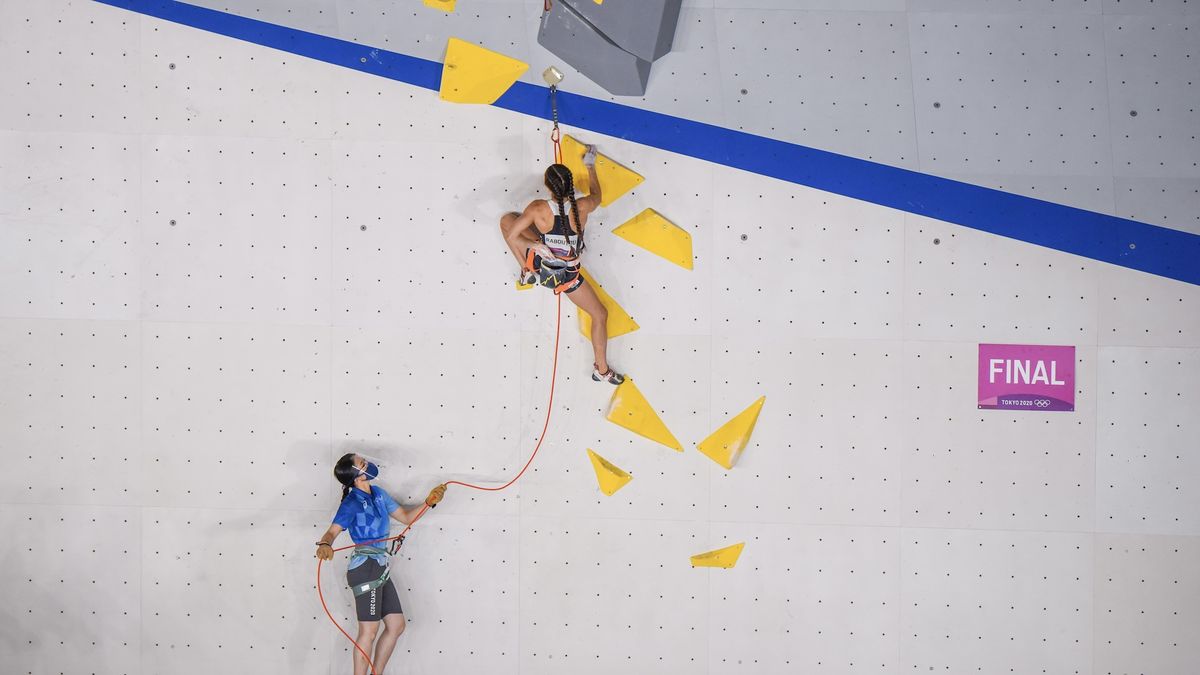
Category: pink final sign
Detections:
[{"x1": 978, "y1": 344, "x2": 1075, "y2": 412}]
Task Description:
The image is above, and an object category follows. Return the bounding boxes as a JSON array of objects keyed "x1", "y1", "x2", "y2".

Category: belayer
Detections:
[
  {"x1": 500, "y1": 144, "x2": 625, "y2": 385},
  {"x1": 315, "y1": 453, "x2": 446, "y2": 675}
]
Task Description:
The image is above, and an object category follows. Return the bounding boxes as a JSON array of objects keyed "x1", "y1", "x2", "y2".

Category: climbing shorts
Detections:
[{"x1": 347, "y1": 559, "x2": 403, "y2": 621}]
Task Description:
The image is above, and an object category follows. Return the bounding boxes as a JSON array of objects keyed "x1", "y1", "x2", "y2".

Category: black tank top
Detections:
[{"x1": 539, "y1": 199, "x2": 583, "y2": 259}]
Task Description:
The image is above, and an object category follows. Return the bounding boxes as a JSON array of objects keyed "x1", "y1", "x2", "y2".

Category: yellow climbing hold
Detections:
[
  {"x1": 696, "y1": 396, "x2": 765, "y2": 470},
  {"x1": 439, "y1": 38, "x2": 528, "y2": 104},
  {"x1": 612, "y1": 209, "x2": 694, "y2": 270},
  {"x1": 577, "y1": 268, "x2": 639, "y2": 339},
  {"x1": 560, "y1": 135, "x2": 644, "y2": 207},
  {"x1": 586, "y1": 449, "x2": 632, "y2": 496},
  {"x1": 423, "y1": 0, "x2": 455, "y2": 12},
  {"x1": 690, "y1": 542, "x2": 745, "y2": 569},
  {"x1": 605, "y1": 378, "x2": 682, "y2": 452}
]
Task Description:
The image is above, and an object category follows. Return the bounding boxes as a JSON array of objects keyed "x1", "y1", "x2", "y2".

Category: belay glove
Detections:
[{"x1": 425, "y1": 484, "x2": 447, "y2": 507}]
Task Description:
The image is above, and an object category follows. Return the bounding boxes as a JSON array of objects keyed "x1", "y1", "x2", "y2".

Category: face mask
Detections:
[{"x1": 359, "y1": 462, "x2": 380, "y2": 481}]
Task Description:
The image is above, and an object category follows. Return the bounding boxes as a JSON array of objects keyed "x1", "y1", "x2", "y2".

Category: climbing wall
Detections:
[{"x1": 1, "y1": 1, "x2": 1198, "y2": 674}]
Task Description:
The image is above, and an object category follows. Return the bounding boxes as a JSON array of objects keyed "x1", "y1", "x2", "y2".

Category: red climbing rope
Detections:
[{"x1": 317, "y1": 292, "x2": 565, "y2": 675}]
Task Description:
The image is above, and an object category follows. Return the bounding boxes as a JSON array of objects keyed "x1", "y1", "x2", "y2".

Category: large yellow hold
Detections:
[
  {"x1": 560, "y1": 135, "x2": 643, "y2": 207},
  {"x1": 605, "y1": 379, "x2": 682, "y2": 452},
  {"x1": 576, "y1": 268, "x2": 639, "y2": 339},
  {"x1": 439, "y1": 38, "x2": 528, "y2": 104},
  {"x1": 613, "y1": 209, "x2": 694, "y2": 270},
  {"x1": 423, "y1": 0, "x2": 455, "y2": 12},
  {"x1": 696, "y1": 396, "x2": 765, "y2": 470},
  {"x1": 586, "y1": 449, "x2": 632, "y2": 496},
  {"x1": 690, "y1": 542, "x2": 745, "y2": 569}
]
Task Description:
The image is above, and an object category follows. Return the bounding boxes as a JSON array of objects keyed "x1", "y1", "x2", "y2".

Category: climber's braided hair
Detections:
[
  {"x1": 334, "y1": 453, "x2": 359, "y2": 502},
  {"x1": 544, "y1": 163, "x2": 584, "y2": 255}
]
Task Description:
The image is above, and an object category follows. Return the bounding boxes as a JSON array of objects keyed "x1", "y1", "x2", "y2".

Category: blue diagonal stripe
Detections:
[{"x1": 95, "y1": 0, "x2": 1200, "y2": 286}]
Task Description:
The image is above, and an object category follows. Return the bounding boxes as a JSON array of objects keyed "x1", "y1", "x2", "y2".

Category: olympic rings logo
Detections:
[{"x1": 1034, "y1": 399, "x2": 1050, "y2": 408}]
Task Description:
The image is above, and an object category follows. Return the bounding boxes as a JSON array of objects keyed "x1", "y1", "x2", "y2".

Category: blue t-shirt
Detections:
[{"x1": 333, "y1": 486, "x2": 400, "y2": 569}]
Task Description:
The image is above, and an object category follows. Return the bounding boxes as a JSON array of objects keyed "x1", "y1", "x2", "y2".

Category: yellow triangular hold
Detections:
[
  {"x1": 612, "y1": 209, "x2": 694, "y2": 270},
  {"x1": 696, "y1": 396, "x2": 765, "y2": 470},
  {"x1": 577, "y1": 268, "x2": 639, "y2": 339},
  {"x1": 690, "y1": 542, "x2": 745, "y2": 569},
  {"x1": 560, "y1": 135, "x2": 644, "y2": 207},
  {"x1": 439, "y1": 38, "x2": 528, "y2": 104},
  {"x1": 605, "y1": 378, "x2": 682, "y2": 451},
  {"x1": 586, "y1": 449, "x2": 632, "y2": 496},
  {"x1": 423, "y1": 0, "x2": 455, "y2": 12}
]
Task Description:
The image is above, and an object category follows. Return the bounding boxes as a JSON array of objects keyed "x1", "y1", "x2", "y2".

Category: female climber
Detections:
[
  {"x1": 315, "y1": 453, "x2": 446, "y2": 675},
  {"x1": 500, "y1": 145, "x2": 625, "y2": 384}
]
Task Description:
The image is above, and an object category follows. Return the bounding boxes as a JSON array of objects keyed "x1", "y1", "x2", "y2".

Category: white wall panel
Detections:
[
  {"x1": 900, "y1": 528, "x2": 1093, "y2": 673},
  {"x1": 707, "y1": 523, "x2": 901, "y2": 674},
  {"x1": 712, "y1": 171, "x2": 906, "y2": 341},
  {"x1": 1094, "y1": 533, "x2": 1200, "y2": 673},
  {"x1": 141, "y1": 134, "x2": 333, "y2": 326},
  {"x1": 0, "y1": 504, "x2": 143, "y2": 675},
  {"x1": 0, "y1": 319, "x2": 143, "y2": 505},
  {"x1": 715, "y1": 8, "x2": 918, "y2": 167},
  {"x1": 140, "y1": 321, "x2": 331, "y2": 510},
  {"x1": 0, "y1": 0, "x2": 144, "y2": 133},
  {"x1": 140, "y1": 507, "x2": 333, "y2": 675},
  {"x1": 1096, "y1": 346, "x2": 1199, "y2": 535},
  {"x1": 1105, "y1": 14, "x2": 1200, "y2": 178},
  {"x1": 2, "y1": 1, "x2": 1199, "y2": 674},
  {"x1": 519, "y1": 516, "x2": 710, "y2": 675},
  {"x1": 1098, "y1": 262, "x2": 1200, "y2": 348}
]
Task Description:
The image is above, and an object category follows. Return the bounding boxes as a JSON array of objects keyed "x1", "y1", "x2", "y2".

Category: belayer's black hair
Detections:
[
  {"x1": 334, "y1": 453, "x2": 359, "y2": 501},
  {"x1": 544, "y1": 163, "x2": 584, "y2": 255}
]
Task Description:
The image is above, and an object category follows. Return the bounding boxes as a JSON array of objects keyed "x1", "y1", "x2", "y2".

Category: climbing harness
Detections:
[
  {"x1": 347, "y1": 539, "x2": 402, "y2": 597},
  {"x1": 524, "y1": 247, "x2": 583, "y2": 294}
]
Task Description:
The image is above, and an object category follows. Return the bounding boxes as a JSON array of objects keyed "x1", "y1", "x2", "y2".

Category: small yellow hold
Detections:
[
  {"x1": 423, "y1": 0, "x2": 455, "y2": 12},
  {"x1": 691, "y1": 542, "x2": 745, "y2": 569},
  {"x1": 577, "y1": 268, "x2": 639, "y2": 339},
  {"x1": 515, "y1": 276, "x2": 534, "y2": 291},
  {"x1": 606, "y1": 378, "x2": 682, "y2": 452},
  {"x1": 612, "y1": 209, "x2": 694, "y2": 270},
  {"x1": 560, "y1": 135, "x2": 643, "y2": 207},
  {"x1": 696, "y1": 396, "x2": 765, "y2": 470},
  {"x1": 586, "y1": 449, "x2": 632, "y2": 496},
  {"x1": 439, "y1": 38, "x2": 528, "y2": 104}
]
